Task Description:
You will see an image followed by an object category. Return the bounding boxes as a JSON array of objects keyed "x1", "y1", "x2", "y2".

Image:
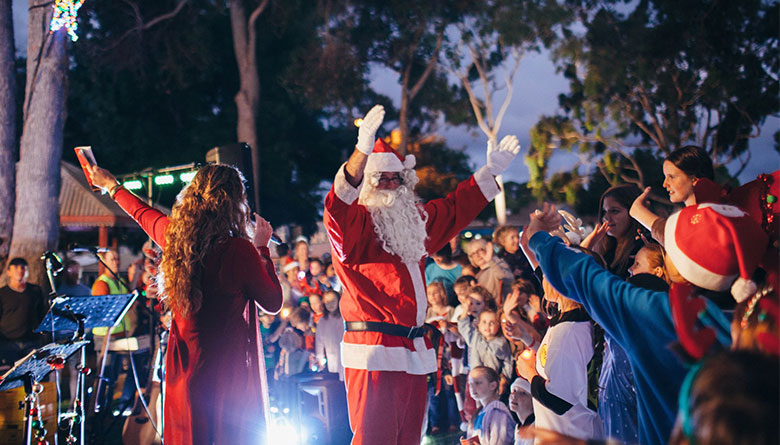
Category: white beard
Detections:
[{"x1": 359, "y1": 174, "x2": 428, "y2": 265}]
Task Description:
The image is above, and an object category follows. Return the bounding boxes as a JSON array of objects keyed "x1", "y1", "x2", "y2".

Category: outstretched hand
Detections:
[
  {"x1": 355, "y1": 105, "x2": 386, "y2": 155},
  {"x1": 524, "y1": 203, "x2": 562, "y2": 241},
  {"x1": 486, "y1": 135, "x2": 521, "y2": 176},
  {"x1": 580, "y1": 221, "x2": 609, "y2": 251},
  {"x1": 88, "y1": 165, "x2": 119, "y2": 193},
  {"x1": 252, "y1": 213, "x2": 274, "y2": 249}
]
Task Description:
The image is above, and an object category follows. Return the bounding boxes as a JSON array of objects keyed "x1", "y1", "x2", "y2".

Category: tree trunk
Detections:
[
  {"x1": 8, "y1": 1, "x2": 68, "y2": 287},
  {"x1": 229, "y1": 0, "x2": 266, "y2": 212},
  {"x1": 398, "y1": 77, "x2": 410, "y2": 156},
  {"x1": 0, "y1": 0, "x2": 16, "y2": 268}
]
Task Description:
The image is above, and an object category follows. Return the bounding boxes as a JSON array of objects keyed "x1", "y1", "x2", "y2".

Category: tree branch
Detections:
[
  {"x1": 105, "y1": 0, "x2": 191, "y2": 51},
  {"x1": 408, "y1": 28, "x2": 443, "y2": 101}
]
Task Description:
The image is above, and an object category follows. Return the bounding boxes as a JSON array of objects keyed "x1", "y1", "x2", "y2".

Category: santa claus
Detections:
[{"x1": 323, "y1": 104, "x2": 520, "y2": 444}]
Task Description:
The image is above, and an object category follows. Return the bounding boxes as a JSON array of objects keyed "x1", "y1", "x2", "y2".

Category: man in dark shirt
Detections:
[{"x1": 0, "y1": 257, "x2": 47, "y2": 367}]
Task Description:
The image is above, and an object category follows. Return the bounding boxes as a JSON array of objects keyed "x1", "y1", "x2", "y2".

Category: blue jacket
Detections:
[{"x1": 529, "y1": 232, "x2": 729, "y2": 444}]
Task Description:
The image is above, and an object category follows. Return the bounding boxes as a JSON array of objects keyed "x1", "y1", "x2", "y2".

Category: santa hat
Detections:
[
  {"x1": 282, "y1": 258, "x2": 299, "y2": 273},
  {"x1": 510, "y1": 377, "x2": 531, "y2": 394},
  {"x1": 664, "y1": 203, "x2": 769, "y2": 302},
  {"x1": 364, "y1": 138, "x2": 416, "y2": 174}
]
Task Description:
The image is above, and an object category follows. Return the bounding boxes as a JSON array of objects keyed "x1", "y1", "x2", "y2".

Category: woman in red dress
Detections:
[{"x1": 89, "y1": 164, "x2": 283, "y2": 444}]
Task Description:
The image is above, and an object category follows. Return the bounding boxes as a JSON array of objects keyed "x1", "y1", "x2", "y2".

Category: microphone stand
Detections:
[{"x1": 41, "y1": 252, "x2": 64, "y2": 445}]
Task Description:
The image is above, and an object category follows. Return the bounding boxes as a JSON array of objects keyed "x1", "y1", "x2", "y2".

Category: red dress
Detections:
[{"x1": 114, "y1": 188, "x2": 283, "y2": 444}]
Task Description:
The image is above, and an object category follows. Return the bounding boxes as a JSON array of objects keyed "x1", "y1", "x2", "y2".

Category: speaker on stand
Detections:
[{"x1": 206, "y1": 143, "x2": 257, "y2": 212}]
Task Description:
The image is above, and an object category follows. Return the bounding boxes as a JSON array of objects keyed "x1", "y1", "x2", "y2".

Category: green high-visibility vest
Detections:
[{"x1": 92, "y1": 275, "x2": 131, "y2": 337}]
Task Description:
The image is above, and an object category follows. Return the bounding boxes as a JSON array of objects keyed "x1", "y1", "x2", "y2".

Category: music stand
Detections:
[
  {"x1": 0, "y1": 341, "x2": 89, "y2": 445},
  {"x1": 34, "y1": 292, "x2": 138, "y2": 445}
]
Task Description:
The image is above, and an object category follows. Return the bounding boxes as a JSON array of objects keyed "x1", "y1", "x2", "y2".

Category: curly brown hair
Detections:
[{"x1": 158, "y1": 164, "x2": 251, "y2": 319}]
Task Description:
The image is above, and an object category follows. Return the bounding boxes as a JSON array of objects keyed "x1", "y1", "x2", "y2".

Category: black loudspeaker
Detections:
[
  {"x1": 295, "y1": 374, "x2": 352, "y2": 445},
  {"x1": 205, "y1": 143, "x2": 256, "y2": 212}
]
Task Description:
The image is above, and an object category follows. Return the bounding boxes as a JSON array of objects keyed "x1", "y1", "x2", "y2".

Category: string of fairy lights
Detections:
[{"x1": 49, "y1": 0, "x2": 85, "y2": 42}]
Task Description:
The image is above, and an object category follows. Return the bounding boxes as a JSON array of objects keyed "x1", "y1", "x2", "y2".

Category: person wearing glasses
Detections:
[{"x1": 323, "y1": 104, "x2": 521, "y2": 444}]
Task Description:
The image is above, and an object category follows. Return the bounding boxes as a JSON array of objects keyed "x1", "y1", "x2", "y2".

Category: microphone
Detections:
[
  {"x1": 41, "y1": 251, "x2": 64, "y2": 274},
  {"x1": 269, "y1": 234, "x2": 282, "y2": 245},
  {"x1": 68, "y1": 243, "x2": 110, "y2": 254}
]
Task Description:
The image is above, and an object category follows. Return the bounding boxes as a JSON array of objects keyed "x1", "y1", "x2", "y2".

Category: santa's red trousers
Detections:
[{"x1": 344, "y1": 368, "x2": 427, "y2": 445}]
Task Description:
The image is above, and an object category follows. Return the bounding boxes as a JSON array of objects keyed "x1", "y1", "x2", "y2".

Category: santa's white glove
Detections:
[
  {"x1": 355, "y1": 105, "x2": 385, "y2": 155},
  {"x1": 486, "y1": 135, "x2": 521, "y2": 176}
]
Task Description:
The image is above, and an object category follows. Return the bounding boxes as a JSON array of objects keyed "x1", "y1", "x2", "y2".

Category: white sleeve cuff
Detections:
[
  {"x1": 474, "y1": 165, "x2": 500, "y2": 201},
  {"x1": 333, "y1": 162, "x2": 362, "y2": 205}
]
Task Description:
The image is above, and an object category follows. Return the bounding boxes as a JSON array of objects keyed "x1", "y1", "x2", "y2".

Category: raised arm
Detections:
[
  {"x1": 345, "y1": 105, "x2": 385, "y2": 187},
  {"x1": 89, "y1": 165, "x2": 169, "y2": 248}
]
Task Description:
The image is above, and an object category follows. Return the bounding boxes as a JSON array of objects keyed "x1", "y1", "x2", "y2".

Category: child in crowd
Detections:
[
  {"x1": 493, "y1": 225, "x2": 538, "y2": 291},
  {"x1": 508, "y1": 378, "x2": 534, "y2": 445},
  {"x1": 426, "y1": 282, "x2": 454, "y2": 323},
  {"x1": 425, "y1": 281, "x2": 459, "y2": 434},
  {"x1": 628, "y1": 242, "x2": 669, "y2": 283},
  {"x1": 288, "y1": 307, "x2": 316, "y2": 353},
  {"x1": 514, "y1": 277, "x2": 604, "y2": 441},
  {"x1": 463, "y1": 366, "x2": 515, "y2": 445},
  {"x1": 458, "y1": 286, "x2": 514, "y2": 396},
  {"x1": 426, "y1": 244, "x2": 463, "y2": 306},
  {"x1": 452, "y1": 275, "x2": 478, "y2": 321},
  {"x1": 308, "y1": 293, "x2": 325, "y2": 324},
  {"x1": 275, "y1": 329, "x2": 310, "y2": 379},
  {"x1": 315, "y1": 290, "x2": 345, "y2": 380}
]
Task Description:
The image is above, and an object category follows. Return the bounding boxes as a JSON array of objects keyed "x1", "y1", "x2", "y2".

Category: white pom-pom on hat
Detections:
[{"x1": 731, "y1": 277, "x2": 759, "y2": 303}]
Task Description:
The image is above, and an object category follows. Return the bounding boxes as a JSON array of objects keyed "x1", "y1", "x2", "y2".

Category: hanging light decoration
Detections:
[{"x1": 50, "y1": 0, "x2": 86, "y2": 42}]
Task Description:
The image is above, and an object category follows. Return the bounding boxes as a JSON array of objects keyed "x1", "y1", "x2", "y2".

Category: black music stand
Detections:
[
  {"x1": 0, "y1": 341, "x2": 89, "y2": 445},
  {"x1": 34, "y1": 292, "x2": 138, "y2": 445}
]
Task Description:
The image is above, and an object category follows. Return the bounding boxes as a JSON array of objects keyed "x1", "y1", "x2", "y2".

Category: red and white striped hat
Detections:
[
  {"x1": 364, "y1": 138, "x2": 416, "y2": 174},
  {"x1": 664, "y1": 203, "x2": 769, "y2": 302}
]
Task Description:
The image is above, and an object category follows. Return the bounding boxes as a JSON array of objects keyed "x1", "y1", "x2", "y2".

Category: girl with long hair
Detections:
[
  {"x1": 583, "y1": 184, "x2": 644, "y2": 279},
  {"x1": 88, "y1": 164, "x2": 283, "y2": 444}
]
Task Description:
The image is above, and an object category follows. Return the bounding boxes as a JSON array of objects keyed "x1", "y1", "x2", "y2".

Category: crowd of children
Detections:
[{"x1": 259, "y1": 146, "x2": 778, "y2": 445}]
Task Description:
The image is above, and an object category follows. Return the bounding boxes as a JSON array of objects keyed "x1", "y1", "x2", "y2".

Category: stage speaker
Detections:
[
  {"x1": 295, "y1": 375, "x2": 351, "y2": 445},
  {"x1": 205, "y1": 143, "x2": 256, "y2": 211}
]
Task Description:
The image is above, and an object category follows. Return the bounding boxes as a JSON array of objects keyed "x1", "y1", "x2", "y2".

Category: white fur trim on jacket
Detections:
[
  {"x1": 340, "y1": 338, "x2": 437, "y2": 374},
  {"x1": 474, "y1": 165, "x2": 501, "y2": 201},
  {"x1": 665, "y1": 211, "x2": 735, "y2": 291},
  {"x1": 333, "y1": 162, "x2": 363, "y2": 205}
]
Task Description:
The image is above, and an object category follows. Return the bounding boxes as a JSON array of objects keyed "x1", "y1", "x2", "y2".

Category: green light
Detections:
[
  {"x1": 123, "y1": 180, "x2": 143, "y2": 190},
  {"x1": 180, "y1": 171, "x2": 196, "y2": 183},
  {"x1": 154, "y1": 174, "x2": 174, "y2": 185}
]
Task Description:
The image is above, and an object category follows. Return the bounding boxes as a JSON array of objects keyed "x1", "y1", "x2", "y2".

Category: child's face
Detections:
[
  {"x1": 509, "y1": 387, "x2": 532, "y2": 415},
  {"x1": 427, "y1": 284, "x2": 446, "y2": 307},
  {"x1": 309, "y1": 295, "x2": 324, "y2": 315},
  {"x1": 454, "y1": 284, "x2": 470, "y2": 305},
  {"x1": 468, "y1": 370, "x2": 497, "y2": 402},
  {"x1": 293, "y1": 320, "x2": 309, "y2": 332},
  {"x1": 326, "y1": 264, "x2": 336, "y2": 277},
  {"x1": 467, "y1": 292, "x2": 486, "y2": 316},
  {"x1": 260, "y1": 313, "x2": 275, "y2": 328},
  {"x1": 323, "y1": 292, "x2": 339, "y2": 313},
  {"x1": 285, "y1": 266, "x2": 300, "y2": 282},
  {"x1": 629, "y1": 247, "x2": 662, "y2": 278},
  {"x1": 310, "y1": 262, "x2": 323, "y2": 276},
  {"x1": 478, "y1": 311, "x2": 499, "y2": 339}
]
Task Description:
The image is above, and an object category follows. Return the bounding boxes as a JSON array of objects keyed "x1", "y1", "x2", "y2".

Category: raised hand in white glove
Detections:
[
  {"x1": 486, "y1": 135, "x2": 521, "y2": 176},
  {"x1": 355, "y1": 105, "x2": 386, "y2": 155}
]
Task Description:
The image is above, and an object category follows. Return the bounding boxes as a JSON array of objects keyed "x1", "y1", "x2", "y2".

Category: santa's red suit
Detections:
[{"x1": 324, "y1": 155, "x2": 500, "y2": 444}]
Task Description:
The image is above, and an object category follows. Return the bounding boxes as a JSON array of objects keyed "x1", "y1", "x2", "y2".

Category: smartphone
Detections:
[{"x1": 74, "y1": 146, "x2": 99, "y2": 192}]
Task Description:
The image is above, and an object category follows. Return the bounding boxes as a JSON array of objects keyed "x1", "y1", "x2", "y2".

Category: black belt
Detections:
[{"x1": 344, "y1": 321, "x2": 428, "y2": 339}]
